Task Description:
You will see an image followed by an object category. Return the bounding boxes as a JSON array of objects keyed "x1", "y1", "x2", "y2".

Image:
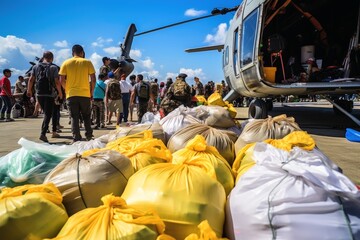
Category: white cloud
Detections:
[
  {"x1": 185, "y1": 8, "x2": 207, "y2": 17},
  {"x1": 103, "y1": 46, "x2": 120, "y2": 57},
  {"x1": 0, "y1": 35, "x2": 44, "y2": 79},
  {"x1": 53, "y1": 48, "x2": 71, "y2": 66},
  {"x1": 89, "y1": 52, "x2": 103, "y2": 74},
  {"x1": 54, "y1": 40, "x2": 68, "y2": 48},
  {"x1": 179, "y1": 68, "x2": 205, "y2": 80},
  {"x1": 130, "y1": 49, "x2": 142, "y2": 59},
  {"x1": 0, "y1": 57, "x2": 8, "y2": 65},
  {"x1": 92, "y1": 37, "x2": 113, "y2": 48},
  {"x1": 141, "y1": 58, "x2": 154, "y2": 69},
  {"x1": 0, "y1": 35, "x2": 44, "y2": 61},
  {"x1": 205, "y1": 23, "x2": 228, "y2": 45}
]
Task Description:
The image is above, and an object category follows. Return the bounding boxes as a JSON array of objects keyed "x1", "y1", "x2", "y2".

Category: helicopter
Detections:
[{"x1": 116, "y1": 0, "x2": 360, "y2": 124}]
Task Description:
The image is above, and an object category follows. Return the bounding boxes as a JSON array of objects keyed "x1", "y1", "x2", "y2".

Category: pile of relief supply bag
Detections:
[{"x1": 0, "y1": 91, "x2": 359, "y2": 240}]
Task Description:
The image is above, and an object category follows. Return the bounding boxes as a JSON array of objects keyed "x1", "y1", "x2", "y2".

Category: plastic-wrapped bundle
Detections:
[
  {"x1": 101, "y1": 122, "x2": 166, "y2": 144},
  {"x1": 159, "y1": 105, "x2": 203, "y2": 143},
  {"x1": 190, "y1": 105, "x2": 236, "y2": 128},
  {"x1": 0, "y1": 183, "x2": 68, "y2": 240},
  {"x1": 44, "y1": 150, "x2": 134, "y2": 216},
  {"x1": 51, "y1": 194, "x2": 173, "y2": 240},
  {"x1": 168, "y1": 123, "x2": 237, "y2": 165},
  {"x1": 172, "y1": 135, "x2": 234, "y2": 195},
  {"x1": 226, "y1": 142, "x2": 360, "y2": 240},
  {"x1": 234, "y1": 114, "x2": 301, "y2": 154},
  {"x1": 71, "y1": 138, "x2": 106, "y2": 153},
  {"x1": 0, "y1": 138, "x2": 77, "y2": 187},
  {"x1": 121, "y1": 162, "x2": 226, "y2": 240}
]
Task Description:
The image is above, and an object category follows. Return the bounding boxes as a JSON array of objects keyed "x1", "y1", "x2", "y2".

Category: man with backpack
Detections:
[
  {"x1": 130, "y1": 74, "x2": 150, "y2": 123},
  {"x1": 105, "y1": 74, "x2": 123, "y2": 126},
  {"x1": 27, "y1": 51, "x2": 63, "y2": 142},
  {"x1": 159, "y1": 73, "x2": 191, "y2": 117}
]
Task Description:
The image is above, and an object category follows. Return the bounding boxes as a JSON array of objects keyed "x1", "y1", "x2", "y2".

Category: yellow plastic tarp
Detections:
[
  {"x1": 0, "y1": 183, "x2": 68, "y2": 240},
  {"x1": 48, "y1": 194, "x2": 173, "y2": 240},
  {"x1": 121, "y1": 162, "x2": 226, "y2": 240},
  {"x1": 172, "y1": 135, "x2": 234, "y2": 195}
]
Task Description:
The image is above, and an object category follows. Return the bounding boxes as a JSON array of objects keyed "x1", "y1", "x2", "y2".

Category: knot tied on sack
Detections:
[
  {"x1": 186, "y1": 135, "x2": 208, "y2": 152},
  {"x1": 101, "y1": 194, "x2": 127, "y2": 208}
]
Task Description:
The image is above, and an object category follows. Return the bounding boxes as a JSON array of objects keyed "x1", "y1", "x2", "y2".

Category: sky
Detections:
[{"x1": 0, "y1": 0, "x2": 240, "y2": 86}]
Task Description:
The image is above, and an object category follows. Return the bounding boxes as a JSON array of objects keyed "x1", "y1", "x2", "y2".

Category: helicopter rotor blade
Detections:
[{"x1": 134, "y1": 6, "x2": 239, "y2": 37}]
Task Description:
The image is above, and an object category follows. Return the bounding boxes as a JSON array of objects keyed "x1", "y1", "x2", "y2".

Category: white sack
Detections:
[{"x1": 226, "y1": 143, "x2": 360, "y2": 240}]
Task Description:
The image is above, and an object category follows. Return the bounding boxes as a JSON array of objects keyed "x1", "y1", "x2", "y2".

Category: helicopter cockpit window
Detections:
[
  {"x1": 240, "y1": 8, "x2": 259, "y2": 67},
  {"x1": 223, "y1": 45, "x2": 229, "y2": 67},
  {"x1": 233, "y1": 28, "x2": 239, "y2": 75}
]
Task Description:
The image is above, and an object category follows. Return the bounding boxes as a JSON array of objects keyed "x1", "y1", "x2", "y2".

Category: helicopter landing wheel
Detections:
[{"x1": 248, "y1": 99, "x2": 268, "y2": 119}]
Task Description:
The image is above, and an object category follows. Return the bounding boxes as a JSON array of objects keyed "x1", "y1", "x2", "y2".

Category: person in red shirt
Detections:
[{"x1": 0, "y1": 69, "x2": 15, "y2": 121}]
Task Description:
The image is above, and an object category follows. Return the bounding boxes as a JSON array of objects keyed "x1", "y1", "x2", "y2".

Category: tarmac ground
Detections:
[{"x1": 0, "y1": 100, "x2": 359, "y2": 185}]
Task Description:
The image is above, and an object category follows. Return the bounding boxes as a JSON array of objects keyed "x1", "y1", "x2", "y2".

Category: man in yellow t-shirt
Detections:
[{"x1": 59, "y1": 44, "x2": 96, "y2": 143}]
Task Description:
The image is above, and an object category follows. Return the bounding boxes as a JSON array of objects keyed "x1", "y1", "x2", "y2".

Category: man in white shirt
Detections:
[{"x1": 119, "y1": 73, "x2": 133, "y2": 123}]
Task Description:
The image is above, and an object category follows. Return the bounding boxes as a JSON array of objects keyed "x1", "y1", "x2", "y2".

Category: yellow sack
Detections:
[
  {"x1": 50, "y1": 194, "x2": 172, "y2": 240},
  {"x1": 105, "y1": 130, "x2": 172, "y2": 171},
  {"x1": 185, "y1": 220, "x2": 229, "y2": 240},
  {"x1": 172, "y1": 135, "x2": 234, "y2": 195},
  {"x1": 232, "y1": 131, "x2": 316, "y2": 182},
  {"x1": 207, "y1": 92, "x2": 225, "y2": 106},
  {"x1": 0, "y1": 183, "x2": 68, "y2": 240},
  {"x1": 121, "y1": 162, "x2": 226, "y2": 240}
]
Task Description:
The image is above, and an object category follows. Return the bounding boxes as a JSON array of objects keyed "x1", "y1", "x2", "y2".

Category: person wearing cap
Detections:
[
  {"x1": 99, "y1": 57, "x2": 111, "y2": 76},
  {"x1": 159, "y1": 73, "x2": 191, "y2": 117},
  {"x1": 59, "y1": 44, "x2": 96, "y2": 143},
  {"x1": 0, "y1": 69, "x2": 15, "y2": 121}
]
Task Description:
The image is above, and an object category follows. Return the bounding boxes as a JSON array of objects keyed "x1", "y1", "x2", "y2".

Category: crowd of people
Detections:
[{"x1": 0, "y1": 44, "x2": 230, "y2": 143}]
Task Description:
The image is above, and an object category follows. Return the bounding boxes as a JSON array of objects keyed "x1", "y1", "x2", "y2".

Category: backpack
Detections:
[
  {"x1": 137, "y1": 82, "x2": 150, "y2": 100},
  {"x1": 35, "y1": 63, "x2": 54, "y2": 95},
  {"x1": 107, "y1": 79, "x2": 121, "y2": 100},
  {"x1": 173, "y1": 79, "x2": 188, "y2": 100}
]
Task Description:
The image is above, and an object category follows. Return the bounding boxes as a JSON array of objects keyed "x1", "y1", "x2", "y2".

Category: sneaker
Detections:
[
  {"x1": 93, "y1": 125, "x2": 99, "y2": 130},
  {"x1": 51, "y1": 132, "x2": 60, "y2": 138},
  {"x1": 46, "y1": 129, "x2": 50, "y2": 133},
  {"x1": 5, "y1": 118, "x2": 15, "y2": 122},
  {"x1": 39, "y1": 135, "x2": 49, "y2": 142},
  {"x1": 0, "y1": 117, "x2": 5, "y2": 121},
  {"x1": 100, "y1": 124, "x2": 106, "y2": 128}
]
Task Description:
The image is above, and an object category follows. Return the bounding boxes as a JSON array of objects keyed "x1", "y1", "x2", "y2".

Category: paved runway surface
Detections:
[{"x1": 0, "y1": 100, "x2": 359, "y2": 185}]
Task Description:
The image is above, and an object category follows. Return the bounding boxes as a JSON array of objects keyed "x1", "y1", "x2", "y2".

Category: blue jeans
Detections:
[
  {"x1": 122, "y1": 93, "x2": 130, "y2": 122},
  {"x1": 0, "y1": 95, "x2": 13, "y2": 115}
]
